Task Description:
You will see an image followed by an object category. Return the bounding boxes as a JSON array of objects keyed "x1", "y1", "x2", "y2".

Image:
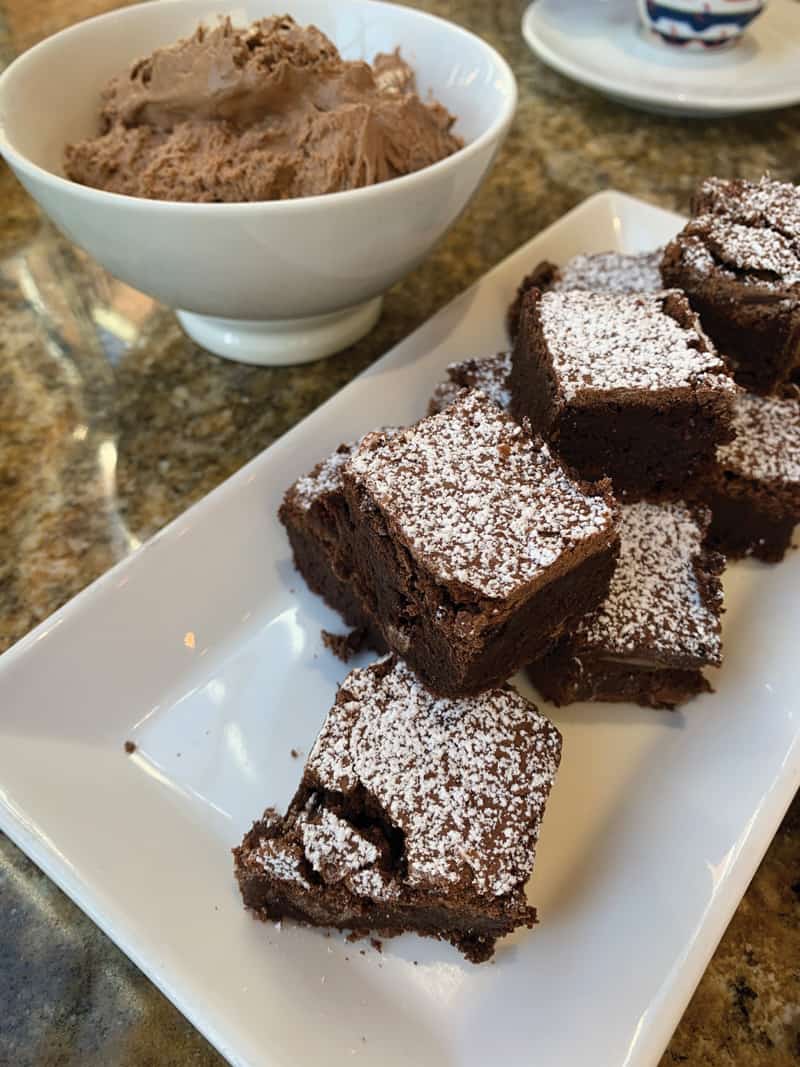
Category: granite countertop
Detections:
[{"x1": 1, "y1": 1, "x2": 798, "y2": 1064}]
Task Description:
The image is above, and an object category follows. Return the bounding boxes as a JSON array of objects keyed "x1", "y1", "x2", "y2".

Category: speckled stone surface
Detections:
[{"x1": 0, "y1": 2, "x2": 798, "y2": 1064}]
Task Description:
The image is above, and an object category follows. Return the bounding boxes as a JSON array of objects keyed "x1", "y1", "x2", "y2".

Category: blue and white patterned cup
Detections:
[{"x1": 637, "y1": 0, "x2": 766, "y2": 50}]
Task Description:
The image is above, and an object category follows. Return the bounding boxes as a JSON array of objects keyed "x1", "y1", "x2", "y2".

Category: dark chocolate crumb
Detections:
[
  {"x1": 290, "y1": 748, "x2": 300, "y2": 759},
  {"x1": 124, "y1": 740, "x2": 136, "y2": 754},
  {"x1": 321, "y1": 627, "x2": 369, "y2": 662},
  {"x1": 370, "y1": 938, "x2": 383, "y2": 953}
]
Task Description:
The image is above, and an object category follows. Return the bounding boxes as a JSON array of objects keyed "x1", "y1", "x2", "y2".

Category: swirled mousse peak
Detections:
[{"x1": 64, "y1": 15, "x2": 463, "y2": 202}]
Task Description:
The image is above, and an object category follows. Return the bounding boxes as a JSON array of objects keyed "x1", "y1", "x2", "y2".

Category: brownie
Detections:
[
  {"x1": 661, "y1": 177, "x2": 800, "y2": 393},
  {"x1": 506, "y1": 249, "x2": 664, "y2": 341},
  {"x1": 705, "y1": 391, "x2": 800, "y2": 562},
  {"x1": 234, "y1": 656, "x2": 562, "y2": 963},
  {"x1": 340, "y1": 390, "x2": 619, "y2": 696},
  {"x1": 509, "y1": 287, "x2": 735, "y2": 497},
  {"x1": 279, "y1": 442, "x2": 385, "y2": 652},
  {"x1": 428, "y1": 351, "x2": 512, "y2": 414},
  {"x1": 528, "y1": 501, "x2": 724, "y2": 710}
]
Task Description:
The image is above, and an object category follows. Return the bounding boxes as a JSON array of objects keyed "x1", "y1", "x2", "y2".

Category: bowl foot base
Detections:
[{"x1": 176, "y1": 297, "x2": 383, "y2": 366}]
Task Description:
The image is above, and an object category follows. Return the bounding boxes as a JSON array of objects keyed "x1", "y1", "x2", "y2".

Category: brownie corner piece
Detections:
[
  {"x1": 705, "y1": 390, "x2": 800, "y2": 562},
  {"x1": 341, "y1": 389, "x2": 619, "y2": 695},
  {"x1": 528, "y1": 499, "x2": 725, "y2": 710},
  {"x1": 427, "y1": 351, "x2": 512, "y2": 415},
  {"x1": 662, "y1": 177, "x2": 800, "y2": 393},
  {"x1": 510, "y1": 287, "x2": 735, "y2": 496},
  {"x1": 234, "y1": 656, "x2": 562, "y2": 963},
  {"x1": 278, "y1": 442, "x2": 385, "y2": 651}
]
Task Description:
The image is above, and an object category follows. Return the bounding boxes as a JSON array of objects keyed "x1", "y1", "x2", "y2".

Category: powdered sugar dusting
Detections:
[
  {"x1": 451, "y1": 352, "x2": 512, "y2": 409},
  {"x1": 302, "y1": 809, "x2": 378, "y2": 882},
  {"x1": 717, "y1": 392, "x2": 800, "y2": 484},
  {"x1": 308, "y1": 658, "x2": 562, "y2": 897},
  {"x1": 292, "y1": 443, "x2": 354, "y2": 511},
  {"x1": 292, "y1": 429, "x2": 401, "y2": 510},
  {"x1": 428, "y1": 379, "x2": 463, "y2": 414},
  {"x1": 554, "y1": 249, "x2": 663, "y2": 294},
  {"x1": 699, "y1": 217, "x2": 800, "y2": 285},
  {"x1": 539, "y1": 289, "x2": 729, "y2": 398},
  {"x1": 429, "y1": 353, "x2": 512, "y2": 414},
  {"x1": 345, "y1": 867, "x2": 400, "y2": 901},
  {"x1": 347, "y1": 390, "x2": 615, "y2": 599},
  {"x1": 696, "y1": 176, "x2": 800, "y2": 241},
  {"x1": 252, "y1": 838, "x2": 311, "y2": 888},
  {"x1": 579, "y1": 501, "x2": 722, "y2": 667}
]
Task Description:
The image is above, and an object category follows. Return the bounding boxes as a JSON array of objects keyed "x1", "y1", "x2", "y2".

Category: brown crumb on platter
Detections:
[
  {"x1": 124, "y1": 740, "x2": 136, "y2": 754},
  {"x1": 321, "y1": 627, "x2": 369, "y2": 662}
]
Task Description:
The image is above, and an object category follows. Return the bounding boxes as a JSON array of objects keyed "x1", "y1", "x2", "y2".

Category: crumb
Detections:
[
  {"x1": 361, "y1": 1037, "x2": 366, "y2": 1043},
  {"x1": 413, "y1": 960, "x2": 418, "y2": 966},
  {"x1": 289, "y1": 587, "x2": 295, "y2": 594},
  {"x1": 345, "y1": 956, "x2": 349, "y2": 961},
  {"x1": 290, "y1": 748, "x2": 300, "y2": 759},
  {"x1": 321, "y1": 627, "x2": 368, "y2": 662},
  {"x1": 124, "y1": 740, "x2": 136, "y2": 754},
  {"x1": 359, "y1": 949, "x2": 366, "y2": 956},
  {"x1": 370, "y1": 938, "x2": 383, "y2": 953}
]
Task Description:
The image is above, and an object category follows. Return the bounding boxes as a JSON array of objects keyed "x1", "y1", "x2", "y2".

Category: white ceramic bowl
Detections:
[{"x1": 0, "y1": 0, "x2": 516, "y2": 365}]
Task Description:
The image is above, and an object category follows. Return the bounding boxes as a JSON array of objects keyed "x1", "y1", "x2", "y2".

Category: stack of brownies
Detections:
[{"x1": 234, "y1": 175, "x2": 800, "y2": 961}]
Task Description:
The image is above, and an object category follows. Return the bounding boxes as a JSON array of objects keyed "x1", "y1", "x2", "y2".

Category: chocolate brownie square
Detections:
[
  {"x1": 234, "y1": 656, "x2": 562, "y2": 962},
  {"x1": 510, "y1": 288, "x2": 735, "y2": 496},
  {"x1": 428, "y1": 351, "x2": 512, "y2": 414},
  {"x1": 341, "y1": 390, "x2": 619, "y2": 696},
  {"x1": 662, "y1": 177, "x2": 800, "y2": 393},
  {"x1": 279, "y1": 442, "x2": 385, "y2": 652},
  {"x1": 507, "y1": 249, "x2": 664, "y2": 341},
  {"x1": 528, "y1": 501, "x2": 724, "y2": 710},
  {"x1": 705, "y1": 391, "x2": 800, "y2": 562}
]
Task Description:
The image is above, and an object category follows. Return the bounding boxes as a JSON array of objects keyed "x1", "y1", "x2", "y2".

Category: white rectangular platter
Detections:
[{"x1": 1, "y1": 191, "x2": 798, "y2": 1067}]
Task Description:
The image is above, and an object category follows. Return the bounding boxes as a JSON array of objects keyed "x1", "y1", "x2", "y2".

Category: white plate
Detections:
[
  {"x1": 1, "y1": 191, "x2": 798, "y2": 1067},
  {"x1": 522, "y1": 0, "x2": 800, "y2": 117}
]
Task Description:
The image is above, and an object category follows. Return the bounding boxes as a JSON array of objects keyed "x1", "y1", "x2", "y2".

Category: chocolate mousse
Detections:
[{"x1": 64, "y1": 15, "x2": 463, "y2": 202}]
